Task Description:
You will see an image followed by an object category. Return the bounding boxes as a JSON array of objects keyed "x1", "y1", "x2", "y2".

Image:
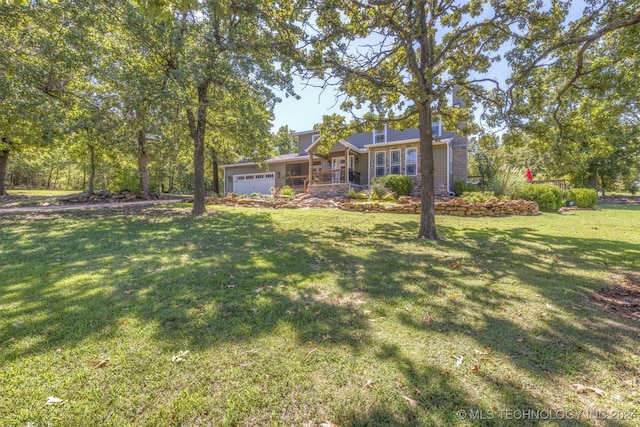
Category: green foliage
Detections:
[
  {"x1": 280, "y1": 186, "x2": 295, "y2": 197},
  {"x1": 453, "y1": 180, "x2": 479, "y2": 196},
  {"x1": 626, "y1": 182, "x2": 639, "y2": 195},
  {"x1": 375, "y1": 174, "x2": 413, "y2": 196},
  {"x1": 348, "y1": 188, "x2": 367, "y2": 199},
  {"x1": 250, "y1": 192, "x2": 261, "y2": 198},
  {"x1": 461, "y1": 191, "x2": 498, "y2": 203},
  {"x1": 272, "y1": 125, "x2": 297, "y2": 156},
  {"x1": 487, "y1": 166, "x2": 528, "y2": 198},
  {"x1": 517, "y1": 184, "x2": 564, "y2": 212},
  {"x1": 506, "y1": 22, "x2": 640, "y2": 195},
  {"x1": 369, "y1": 182, "x2": 390, "y2": 201},
  {"x1": 566, "y1": 188, "x2": 598, "y2": 208},
  {"x1": 621, "y1": 174, "x2": 639, "y2": 195},
  {"x1": 108, "y1": 167, "x2": 140, "y2": 193}
]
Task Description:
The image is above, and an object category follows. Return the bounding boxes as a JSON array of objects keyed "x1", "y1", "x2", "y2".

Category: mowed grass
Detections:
[{"x1": 0, "y1": 204, "x2": 639, "y2": 426}]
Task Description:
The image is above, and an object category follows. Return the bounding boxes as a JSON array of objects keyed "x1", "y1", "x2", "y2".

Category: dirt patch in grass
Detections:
[
  {"x1": 591, "y1": 272, "x2": 640, "y2": 321},
  {"x1": 0, "y1": 201, "x2": 188, "y2": 220},
  {"x1": 0, "y1": 193, "x2": 62, "y2": 208}
]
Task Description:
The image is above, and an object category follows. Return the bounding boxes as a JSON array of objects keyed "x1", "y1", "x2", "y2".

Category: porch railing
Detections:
[
  {"x1": 284, "y1": 174, "x2": 307, "y2": 187},
  {"x1": 312, "y1": 169, "x2": 346, "y2": 184}
]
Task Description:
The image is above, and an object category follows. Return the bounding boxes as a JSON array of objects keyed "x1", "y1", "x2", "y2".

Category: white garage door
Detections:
[{"x1": 233, "y1": 172, "x2": 275, "y2": 195}]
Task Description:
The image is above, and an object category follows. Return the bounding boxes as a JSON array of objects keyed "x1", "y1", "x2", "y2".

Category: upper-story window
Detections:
[
  {"x1": 373, "y1": 125, "x2": 387, "y2": 143},
  {"x1": 311, "y1": 134, "x2": 321, "y2": 144}
]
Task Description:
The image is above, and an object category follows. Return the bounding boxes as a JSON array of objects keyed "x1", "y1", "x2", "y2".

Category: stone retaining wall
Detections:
[
  {"x1": 340, "y1": 198, "x2": 538, "y2": 216},
  {"x1": 209, "y1": 195, "x2": 539, "y2": 216}
]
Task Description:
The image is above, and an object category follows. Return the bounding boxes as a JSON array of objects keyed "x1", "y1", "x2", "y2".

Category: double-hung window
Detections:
[
  {"x1": 375, "y1": 152, "x2": 386, "y2": 177},
  {"x1": 389, "y1": 149, "x2": 401, "y2": 175},
  {"x1": 405, "y1": 148, "x2": 417, "y2": 176}
]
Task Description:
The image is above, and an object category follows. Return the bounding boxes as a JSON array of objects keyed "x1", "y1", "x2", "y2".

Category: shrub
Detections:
[
  {"x1": 622, "y1": 177, "x2": 639, "y2": 195},
  {"x1": 348, "y1": 188, "x2": 368, "y2": 199},
  {"x1": 461, "y1": 191, "x2": 497, "y2": 203},
  {"x1": 487, "y1": 166, "x2": 528, "y2": 198},
  {"x1": 280, "y1": 185, "x2": 295, "y2": 197},
  {"x1": 453, "y1": 180, "x2": 479, "y2": 196},
  {"x1": 382, "y1": 193, "x2": 396, "y2": 202},
  {"x1": 249, "y1": 192, "x2": 261, "y2": 198},
  {"x1": 375, "y1": 174, "x2": 413, "y2": 196},
  {"x1": 566, "y1": 188, "x2": 597, "y2": 208},
  {"x1": 517, "y1": 183, "x2": 563, "y2": 212},
  {"x1": 369, "y1": 182, "x2": 390, "y2": 201}
]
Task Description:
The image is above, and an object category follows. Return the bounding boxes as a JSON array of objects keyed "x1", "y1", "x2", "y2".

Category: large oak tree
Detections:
[{"x1": 309, "y1": 0, "x2": 640, "y2": 239}]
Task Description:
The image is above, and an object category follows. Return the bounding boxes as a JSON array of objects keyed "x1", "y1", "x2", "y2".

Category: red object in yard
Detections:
[{"x1": 526, "y1": 168, "x2": 533, "y2": 182}]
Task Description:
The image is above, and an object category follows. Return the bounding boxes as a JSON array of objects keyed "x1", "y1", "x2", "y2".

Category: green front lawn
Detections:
[{"x1": 1, "y1": 205, "x2": 639, "y2": 426}]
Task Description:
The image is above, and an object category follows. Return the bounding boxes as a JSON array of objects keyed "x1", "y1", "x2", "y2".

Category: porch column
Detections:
[
  {"x1": 345, "y1": 147, "x2": 350, "y2": 183},
  {"x1": 308, "y1": 152, "x2": 313, "y2": 191}
]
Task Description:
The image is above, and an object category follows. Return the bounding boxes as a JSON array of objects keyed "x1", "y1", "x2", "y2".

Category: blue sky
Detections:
[{"x1": 271, "y1": 74, "x2": 342, "y2": 133}]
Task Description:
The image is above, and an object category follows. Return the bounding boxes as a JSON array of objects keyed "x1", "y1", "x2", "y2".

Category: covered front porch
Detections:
[{"x1": 285, "y1": 138, "x2": 368, "y2": 196}]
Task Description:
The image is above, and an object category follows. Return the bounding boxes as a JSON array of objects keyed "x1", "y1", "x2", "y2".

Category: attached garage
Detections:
[{"x1": 233, "y1": 172, "x2": 275, "y2": 195}]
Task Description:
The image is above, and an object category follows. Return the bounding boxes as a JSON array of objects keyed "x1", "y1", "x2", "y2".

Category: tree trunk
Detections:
[
  {"x1": 600, "y1": 175, "x2": 606, "y2": 197},
  {"x1": 588, "y1": 167, "x2": 598, "y2": 190},
  {"x1": 0, "y1": 143, "x2": 10, "y2": 196},
  {"x1": 88, "y1": 144, "x2": 95, "y2": 195},
  {"x1": 417, "y1": 101, "x2": 438, "y2": 240},
  {"x1": 138, "y1": 129, "x2": 150, "y2": 199},
  {"x1": 187, "y1": 81, "x2": 210, "y2": 215},
  {"x1": 211, "y1": 148, "x2": 219, "y2": 195},
  {"x1": 46, "y1": 167, "x2": 54, "y2": 189}
]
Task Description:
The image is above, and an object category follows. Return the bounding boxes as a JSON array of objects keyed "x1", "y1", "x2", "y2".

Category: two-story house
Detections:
[{"x1": 220, "y1": 124, "x2": 468, "y2": 198}]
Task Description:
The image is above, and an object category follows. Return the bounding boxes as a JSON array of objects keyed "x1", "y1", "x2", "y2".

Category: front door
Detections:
[
  {"x1": 331, "y1": 156, "x2": 354, "y2": 182},
  {"x1": 331, "y1": 156, "x2": 346, "y2": 182}
]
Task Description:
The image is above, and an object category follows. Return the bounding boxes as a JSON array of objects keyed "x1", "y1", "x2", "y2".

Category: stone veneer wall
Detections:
[
  {"x1": 368, "y1": 142, "x2": 449, "y2": 196},
  {"x1": 450, "y1": 134, "x2": 468, "y2": 185},
  {"x1": 308, "y1": 183, "x2": 349, "y2": 198}
]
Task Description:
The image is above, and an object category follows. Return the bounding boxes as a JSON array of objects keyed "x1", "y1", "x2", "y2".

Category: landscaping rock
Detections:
[{"x1": 207, "y1": 194, "x2": 538, "y2": 217}]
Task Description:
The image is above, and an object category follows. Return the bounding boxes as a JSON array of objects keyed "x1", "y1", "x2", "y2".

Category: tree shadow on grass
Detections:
[
  {"x1": 0, "y1": 207, "x2": 638, "y2": 425},
  {"x1": 0, "y1": 208, "x2": 373, "y2": 362},
  {"x1": 314, "y1": 217, "x2": 639, "y2": 425}
]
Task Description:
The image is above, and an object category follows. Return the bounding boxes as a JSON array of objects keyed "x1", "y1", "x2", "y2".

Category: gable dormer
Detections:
[{"x1": 293, "y1": 130, "x2": 321, "y2": 156}]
